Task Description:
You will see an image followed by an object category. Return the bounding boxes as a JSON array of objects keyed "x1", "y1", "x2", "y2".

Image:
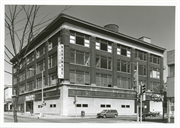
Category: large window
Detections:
[
  {"x1": 150, "y1": 82, "x2": 160, "y2": 92},
  {"x1": 70, "y1": 31, "x2": 90, "y2": 47},
  {"x1": 150, "y1": 68, "x2": 160, "y2": 79},
  {"x1": 48, "y1": 34, "x2": 59, "y2": 51},
  {"x1": 20, "y1": 60, "x2": 25, "y2": 69},
  {"x1": 70, "y1": 70, "x2": 90, "y2": 85},
  {"x1": 19, "y1": 85, "x2": 25, "y2": 94},
  {"x1": 96, "y1": 74, "x2": 112, "y2": 87},
  {"x1": 135, "y1": 65, "x2": 147, "y2": 76},
  {"x1": 13, "y1": 77, "x2": 17, "y2": 84},
  {"x1": 117, "y1": 77, "x2": 131, "y2": 89},
  {"x1": 96, "y1": 56, "x2": 112, "y2": 70},
  {"x1": 117, "y1": 60, "x2": 130, "y2": 73},
  {"x1": 19, "y1": 71, "x2": 25, "y2": 82},
  {"x1": 36, "y1": 45, "x2": 45, "y2": 58},
  {"x1": 36, "y1": 60, "x2": 45, "y2": 74},
  {"x1": 70, "y1": 50, "x2": 90, "y2": 66},
  {"x1": 117, "y1": 44, "x2": 131, "y2": 57},
  {"x1": 49, "y1": 54, "x2": 57, "y2": 68},
  {"x1": 26, "y1": 81, "x2": 34, "y2": 91},
  {"x1": 96, "y1": 39, "x2": 112, "y2": 53},
  {"x1": 26, "y1": 66, "x2": 35, "y2": 79},
  {"x1": 36, "y1": 77, "x2": 45, "y2": 89},
  {"x1": 49, "y1": 73, "x2": 57, "y2": 86},
  {"x1": 169, "y1": 64, "x2": 175, "y2": 77},
  {"x1": 135, "y1": 50, "x2": 147, "y2": 61},
  {"x1": 150, "y1": 54, "x2": 160, "y2": 64}
]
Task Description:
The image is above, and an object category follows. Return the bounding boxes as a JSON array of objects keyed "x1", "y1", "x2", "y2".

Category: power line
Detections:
[
  {"x1": 4, "y1": 45, "x2": 15, "y2": 57},
  {"x1": 4, "y1": 70, "x2": 12, "y2": 75},
  {"x1": 4, "y1": 52, "x2": 11, "y2": 60},
  {"x1": 4, "y1": 59, "x2": 13, "y2": 65}
]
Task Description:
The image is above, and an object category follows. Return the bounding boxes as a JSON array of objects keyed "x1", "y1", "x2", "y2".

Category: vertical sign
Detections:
[{"x1": 58, "y1": 40, "x2": 64, "y2": 79}]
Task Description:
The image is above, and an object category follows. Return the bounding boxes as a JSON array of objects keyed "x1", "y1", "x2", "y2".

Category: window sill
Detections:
[
  {"x1": 96, "y1": 67, "x2": 112, "y2": 71},
  {"x1": 70, "y1": 63, "x2": 90, "y2": 67}
]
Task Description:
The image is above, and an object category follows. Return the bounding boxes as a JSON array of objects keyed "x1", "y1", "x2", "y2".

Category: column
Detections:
[
  {"x1": 113, "y1": 43, "x2": 117, "y2": 87},
  {"x1": 131, "y1": 48, "x2": 135, "y2": 89},
  {"x1": 147, "y1": 53, "x2": 150, "y2": 90},
  {"x1": 45, "y1": 41, "x2": 49, "y2": 86},
  {"x1": 160, "y1": 57, "x2": 164, "y2": 88},
  {"x1": 90, "y1": 36, "x2": 96, "y2": 86},
  {"x1": 60, "y1": 85, "x2": 68, "y2": 116}
]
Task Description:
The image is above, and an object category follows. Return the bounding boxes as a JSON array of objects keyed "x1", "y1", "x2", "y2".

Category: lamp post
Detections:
[{"x1": 136, "y1": 62, "x2": 139, "y2": 122}]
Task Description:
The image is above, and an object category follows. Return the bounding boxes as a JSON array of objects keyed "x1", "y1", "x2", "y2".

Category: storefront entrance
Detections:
[{"x1": 26, "y1": 101, "x2": 33, "y2": 113}]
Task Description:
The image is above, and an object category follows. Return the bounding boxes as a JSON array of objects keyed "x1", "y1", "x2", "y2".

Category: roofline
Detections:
[{"x1": 11, "y1": 13, "x2": 166, "y2": 62}]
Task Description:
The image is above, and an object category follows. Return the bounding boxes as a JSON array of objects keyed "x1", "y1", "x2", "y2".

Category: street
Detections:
[{"x1": 4, "y1": 112, "x2": 172, "y2": 123}]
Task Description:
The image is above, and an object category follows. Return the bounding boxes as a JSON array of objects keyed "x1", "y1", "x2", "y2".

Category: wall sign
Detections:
[
  {"x1": 25, "y1": 95, "x2": 34, "y2": 101},
  {"x1": 58, "y1": 43, "x2": 64, "y2": 79}
]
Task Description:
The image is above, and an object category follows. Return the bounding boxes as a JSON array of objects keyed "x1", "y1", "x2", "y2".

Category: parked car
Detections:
[
  {"x1": 141, "y1": 111, "x2": 159, "y2": 117},
  {"x1": 97, "y1": 109, "x2": 118, "y2": 118}
]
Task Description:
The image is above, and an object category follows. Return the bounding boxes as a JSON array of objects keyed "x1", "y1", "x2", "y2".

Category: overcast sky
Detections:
[{"x1": 3, "y1": 4, "x2": 176, "y2": 85}]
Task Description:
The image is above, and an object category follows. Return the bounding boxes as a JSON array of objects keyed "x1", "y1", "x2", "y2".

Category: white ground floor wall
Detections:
[{"x1": 149, "y1": 101, "x2": 162, "y2": 114}]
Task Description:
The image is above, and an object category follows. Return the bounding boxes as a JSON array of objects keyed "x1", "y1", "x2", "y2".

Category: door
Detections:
[{"x1": 26, "y1": 101, "x2": 33, "y2": 113}]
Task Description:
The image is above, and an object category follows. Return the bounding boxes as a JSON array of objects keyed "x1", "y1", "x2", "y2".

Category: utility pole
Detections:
[{"x1": 136, "y1": 62, "x2": 139, "y2": 122}]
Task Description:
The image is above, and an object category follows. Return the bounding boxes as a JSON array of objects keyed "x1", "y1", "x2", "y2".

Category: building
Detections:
[
  {"x1": 166, "y1": 50, "x2": 175, "y2": 118},
  {"x1": 4, "y1": 84, "x2": 13, "y2": 111},
  {"x1": 11, "y1": 13, "x2": 165, "y2": 116}
]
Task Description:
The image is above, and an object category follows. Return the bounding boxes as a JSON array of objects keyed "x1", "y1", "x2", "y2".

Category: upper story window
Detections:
[
  {"x1": 49, "y1": 54, "x2": 57, "y2": 68},
  {"x1": 26, "y1": 81, "x2": 34, "y2": 92},
  {"x1": 13, "y1": 77, "x2": 17, "y2": 84},
  {"x1": 36, "y1": 60, "x2": 45, "y2": 74},
  {"x1": 70, "y1": 50, "x2": 90, "y2": 66},
  {"x1": 96, "y1": 38, "x2": 112, "y2": 53},
  {"x1": 48, "y1": 34, "x2": 59, "y2": 51},
  {"x1": 150, "y1": 54, "x2": 160, "y2": 64},
  {"x1": 26, "y1": 66, "x2": 35, "y2": 79},
  {"x1": 36, "y1": 45, "x2": 45, "y2": 58},
  {"x1": 96, "y1": 74, "x2": 112, "y2": 87},
  {"x1": 49, "y1": 73, "x2": 57, "y2": 86},
  {"x1": 96, "y1": 56, "x2": 112, "y2": 70},
  {"x1": 36, "y1": 77, "x2": 45, "y2": 89},
  {"x1": 168, "y1": 64, "x2": 175, "y2": 77},
  {"x1": 117, "y1": 60, "x2": 130, "y2": 73},
  {"x1": 70, "y1": 70, "x2": 90, "y2": 85},
  {"x1": 19, "y1": 71, "x2": 25, "y2": 82},
  {"x1": 117, "y1": 44, "x2": 131, "y2": 57},
  {"x1": 70, "y1": 31, "x2": 90, "y2": 47},
  {"x1": 20, "y1": 60, "x2": 25, "y2": 69},
  {"x1": 150, "y1": 67, "x2": 160, "y2": 79},
  {"x1": 135, "y1": 50, "x2": 147, "y2": 61},
  {"x1": 13, "y1": 66, "x2": 17, "y2": 73},
  {"x1": 19, "y1": 85, "x2": 25, "y2": 94},
  {"x1": 117, "y1": 77, "x2": 131, "y2": 89},
  {"x1": 135, "y1": 65, "x2": 147, "y2": 76},
  {"x1": 27, "y1": 53, "x2": 34, "y2": 64}
]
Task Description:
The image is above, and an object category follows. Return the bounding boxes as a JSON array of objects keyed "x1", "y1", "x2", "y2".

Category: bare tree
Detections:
[{"x1": 5, "y1": 5, "x2": 71, "y2": 122}]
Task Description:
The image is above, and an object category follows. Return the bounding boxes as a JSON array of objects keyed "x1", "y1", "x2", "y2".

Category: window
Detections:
[
  {"x1": 36, "y1": 77, "x2": 45, "y2": 89},
  {"x1": 150, "y1": 82, "x2": 160, "y2": 92},
  {"x1": 70, "y1": 31, "x2": 90, "y2": 47},
  {"x1": 70, "y1": 50, "x2": 90, "y2": 66},
  {"x1": 96, "y1": 39, "x2": 112, "y2": 53},
  {"x1": 49, "y1": 73, "x2": 57, "y2": 86},
  {"x1": 117, "y1": 44, "x2": 131, "y2": 57},
  {"x1": 150, "y1": 68, "x2": 160, "y2": 79},
  {"x1": 48, "y1": 34, "x2": 59, "y2": 50},
  {"x1": 49, "y1": 54, "x2": 57, "y2": 68},
  {"x1": 83, "y1": 104, "x2": 88, "y2": 107},
  {"x1": 36, "y1": 45, "x2": 45, "y2": 58},
  {"x1": 121, "y1": 105, "x2": 125, "y2": 108},
  {"x1": 50, "y1": 104, "x2": 56, "y2": 108},
  {"x1": 150, "y1": 54, "x2": 160, "y2": 64},
  {"x1": 19, "y1": 71, "x2": 25, "y2": 82},
  {"x1": 135, "y1": 65, "x2": 147, "y2": 76},
  {"x1": 26, "y1": 66, "x2": 34, "y2": 79},
  {"x1": 36, "y1": 60, "x2": 45, "y2": 74},
  {"x1": 26, "y1": 81, "x2": 34, "y2": 91},
  {"x1": 27, "y1": 53, "x2": 34, "y2": 64},
  {"x1": 19, "y1": 85, "x2": 25, "y2": 94},
  {"x1": 169, "y1": 64, "x2": 175, "y2": 77},
  {"x1": 76, "y1": 104, "x2": 81, "y2": 107},
  {"x1": 96, "y1": 56, "x2": 112, "y2": 70},
  {"x1": 101, "y1": 104, "x2": 105, "y2": 108},
  {"x1": 70, "y1": 70, "x2": 90, "y2": 85},
  {"x1": 38, "y1": 105, "x2": 42, "y2": 108},
  {"x1": 117, "y1": 77, "x2": 131, "y2": 89},
  {"x1": 106, "y1": 105, "x2": 111, "y2": 108},
  {"x1": 13, "y1": 67, "x2": 17, "y2": 73},
  {"x1": 126, "y1": 105, "x2": 130, "y2": 108},
  {"x1": 135, "y1": 50, "x2": 147, "y2": 61},
  {"x1": 117, "y1": 60, "x2": 130, "y2": 73},
  {"x1": 13, "y1": 77, "x2": 17, "y2": 84},
  {"x1": 20, "y1": 60, "x2": 25, "y2": 69},
  {"x1": 96, "y1": 74, "x2": 112, "y2": 87}
]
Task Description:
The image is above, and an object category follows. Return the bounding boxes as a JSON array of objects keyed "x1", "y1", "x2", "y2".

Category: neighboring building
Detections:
[
  {"x1": 4, "y1": 84, "x2": 13, "y2": 111},
  {"x1": 166, "y1": 50, "x2": 175, "y2": 117},
  {"x1": 10, "y1": 13, "x2": 165, "y2": 116}
]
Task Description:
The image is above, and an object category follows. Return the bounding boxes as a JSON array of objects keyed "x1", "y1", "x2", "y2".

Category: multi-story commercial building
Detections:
[
  {"x1": 11, "y1": 13, "x2": 165, "y2": 116},
  {"x1": 166, "y1": 50, "x2": 175, "y2": 118},
  {"x1": 4, "y1": 84, "x2": 13, "y2": 111}
]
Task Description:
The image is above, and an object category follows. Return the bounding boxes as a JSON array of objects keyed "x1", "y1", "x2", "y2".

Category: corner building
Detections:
[{"x1": 11, "y1": 13, "x2": 165, "y2": 116}]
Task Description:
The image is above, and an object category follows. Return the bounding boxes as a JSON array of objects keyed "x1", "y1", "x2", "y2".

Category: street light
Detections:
[{"x1": 29, "y1": 68, "x2": 44, "y2": 117}]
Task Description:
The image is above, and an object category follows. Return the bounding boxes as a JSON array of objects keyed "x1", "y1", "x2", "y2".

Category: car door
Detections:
[{"x1": 106, "y1": 110, "x2": 110, "y2": 117}]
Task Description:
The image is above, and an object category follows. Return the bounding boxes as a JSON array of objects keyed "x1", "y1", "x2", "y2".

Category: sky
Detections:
[{"x1": 3, "y1": 4, "x2": 176, "y2": 85}]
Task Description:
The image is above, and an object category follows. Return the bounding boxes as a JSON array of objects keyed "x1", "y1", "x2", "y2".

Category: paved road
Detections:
[{"x1": 4, "y1": 112, "x2": 171, "y2": 123}]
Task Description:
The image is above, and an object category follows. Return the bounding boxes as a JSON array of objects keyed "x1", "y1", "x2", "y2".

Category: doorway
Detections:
[{"x1": 26, "y1": 101, "x2": 33, "y2": 113}]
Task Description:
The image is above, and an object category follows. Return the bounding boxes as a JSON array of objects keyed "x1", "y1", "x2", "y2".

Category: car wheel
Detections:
[{"x1": 103, "y1": 115, "x2": 106, "y2": 118}]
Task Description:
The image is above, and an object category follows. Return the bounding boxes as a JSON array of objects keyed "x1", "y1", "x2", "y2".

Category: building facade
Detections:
[
  {"x1": 166, "y1": 50, "x2": 175, "y2": 117},
  {"x1": 11, "y1": 13, "x2": 165, "y2": 116},
  {"x1": 4, "y1": 84, "x2": 13, "y2": 111}
]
